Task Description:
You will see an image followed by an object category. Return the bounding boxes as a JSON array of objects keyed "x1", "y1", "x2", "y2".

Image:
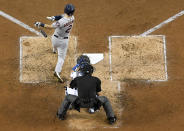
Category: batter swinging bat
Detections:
[{"x1": 34, "y1": 22, "x2": 47, "y2": 38}]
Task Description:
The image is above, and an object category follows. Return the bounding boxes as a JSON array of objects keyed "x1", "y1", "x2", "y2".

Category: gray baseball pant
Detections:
[{"x1": 51, "y1": 35, "x2": 69, "y2": 73}]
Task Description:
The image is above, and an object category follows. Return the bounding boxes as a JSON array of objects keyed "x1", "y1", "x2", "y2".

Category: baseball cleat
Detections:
[
  {"x1": 53, "y1": 49, "x2": 57, "y2": 54},
  {"x1": 54, "y1": 72, "x2": 64, "y2": 83}
]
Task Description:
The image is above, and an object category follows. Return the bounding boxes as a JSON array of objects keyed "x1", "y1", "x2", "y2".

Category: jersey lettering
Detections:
[
  {"x1": 65, "y1": 25, "x2": 72, "y2": 33},
  {"x1": 64, "y1": 20, "x2": 74, "y2": 27}
]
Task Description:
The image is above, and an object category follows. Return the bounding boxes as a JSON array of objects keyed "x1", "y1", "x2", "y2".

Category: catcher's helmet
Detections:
[
  {"x1": 77, "y1": 55, "x2": 90, "y2": 65},
  {"x1": 64, "y1": 4, "x2": 75, "y2": 16},
  {"x1": 79, "y1": 64, "x2": 94, "y2": 75}
]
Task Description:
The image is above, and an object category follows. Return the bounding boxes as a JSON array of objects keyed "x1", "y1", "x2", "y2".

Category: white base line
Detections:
[
  {"x1": 108, "y1": 36, "x2": 113, "y2": 81},
  {"x1": 19, "y1": 37, "x2": 23, "y2": 82},
  {"x1": 163, "y1": 35, "x2": 168, "y2": 80},
  {"x1": 140, "y1": 10, "x2": 184, "y2": 36},
  {"x1": 0, "y1": 10, "x2": 41, "y2": 36},
  {"x1": 109, "y1": 35, "x2": 168, "y2": 82}
]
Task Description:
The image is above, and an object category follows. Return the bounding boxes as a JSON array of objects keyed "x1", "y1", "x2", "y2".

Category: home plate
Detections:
[{"x1": 83, "y1": 53, "x2": 104, "y2": 64}]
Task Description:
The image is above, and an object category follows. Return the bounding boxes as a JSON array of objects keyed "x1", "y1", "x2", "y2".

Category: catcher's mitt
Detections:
[{"x1": 77, "y1": 55, "x2": 90, "y2": 65}]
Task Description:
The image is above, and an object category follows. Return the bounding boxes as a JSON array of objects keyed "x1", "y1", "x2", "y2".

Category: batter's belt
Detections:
[{"x1": 54, "y1": 35, "x2": 68, "y2": 39}]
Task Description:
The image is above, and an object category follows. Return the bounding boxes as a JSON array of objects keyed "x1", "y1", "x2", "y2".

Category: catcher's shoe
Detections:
[
  {"x1": 54, "y1": 72, "x2": 64, "y2": 83},
  {"x1": 108, "y1": 116, "x2": 117, "y2": 124}
]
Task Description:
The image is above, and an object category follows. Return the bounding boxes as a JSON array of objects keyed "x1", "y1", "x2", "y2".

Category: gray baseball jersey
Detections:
[
  {"x1": 52, "y1": 15, "x2": 74, "y2": 37},
  {"x1": 51, "y1": 15, "x2": 75, "y2": 73}
]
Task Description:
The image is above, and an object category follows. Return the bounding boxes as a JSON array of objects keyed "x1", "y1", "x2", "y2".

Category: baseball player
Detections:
[{"x1": 34, "y1": 4, "x2": 75, "y2": 83}]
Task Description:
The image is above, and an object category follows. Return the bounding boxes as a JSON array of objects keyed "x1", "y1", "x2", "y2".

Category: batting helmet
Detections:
[{"x1": 64, "y1": 4, "x2": 75, "y2": 16}]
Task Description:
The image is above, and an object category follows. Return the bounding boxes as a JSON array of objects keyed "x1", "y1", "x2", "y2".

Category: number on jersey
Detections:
[{"x1": 65, "y1": 25, "x2": 72, "y2": 33}]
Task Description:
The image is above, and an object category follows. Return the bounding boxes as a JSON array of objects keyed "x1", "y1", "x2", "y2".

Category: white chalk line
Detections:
[
  {"x1": 19, "y1": 37, "x2": 23, "y2": 82},
  {"x1": 108, "y1": 36, "x2": 123, "y2": 127},
  {"x1": 163, "y1": 35, "x2": 168, "y2": 80},
  {"x1": 108, "y1": 36, "x2": 113, "y2": 81},
  {"x1": 111, "y1": 35, "x2": 164, "y2": 38},
  {"x1": 140, "y1": 10, "x2": 184, "y2": 36},
  {"x1": 0, "y1": 10, "x2": 41, "y2": 36}
]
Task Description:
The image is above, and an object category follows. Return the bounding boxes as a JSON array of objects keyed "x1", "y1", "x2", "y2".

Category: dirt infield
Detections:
[
  {"x1": 1, "y1": 0, "x2": 184, "y2": 131},
  {"x1": 110, "y1": 36, "x2": 167, "y2": 81},
  {"x1": 20, "y1": 36, "x2": 77, "y2": 83}
]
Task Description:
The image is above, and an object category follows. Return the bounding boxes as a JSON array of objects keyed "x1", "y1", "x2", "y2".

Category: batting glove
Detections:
[
  {"x1": 46, "y1": 16, "x2": 55, "y2": 21},
  {"x1": 34, "y1": 22, "x2": 45, "y2": 28}
]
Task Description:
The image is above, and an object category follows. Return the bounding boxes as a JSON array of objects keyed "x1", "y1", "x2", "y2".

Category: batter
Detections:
[{"x1": 34, "y1": 4, "x2": 75, "y2": 83}]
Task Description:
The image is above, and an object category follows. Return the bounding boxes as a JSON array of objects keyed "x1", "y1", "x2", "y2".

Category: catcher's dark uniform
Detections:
[{"x1": 57, "y1": 73, "x2": 116, "y2": 123}]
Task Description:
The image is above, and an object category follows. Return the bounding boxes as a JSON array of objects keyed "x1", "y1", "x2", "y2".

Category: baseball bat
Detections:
[
  {"x1": 40, "y1": 29, "x2": 47, "y2": 38},
  {"x1": 34, "y1": 22, "x2": 47, "y2": 38}
]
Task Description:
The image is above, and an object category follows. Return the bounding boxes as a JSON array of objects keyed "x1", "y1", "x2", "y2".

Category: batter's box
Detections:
[
  {"x1": 19, "y1": 36, "x2": 77, "y2": 83},
  {"x1": 109, "y1": 35, "x2": 168, "y2": 81}
]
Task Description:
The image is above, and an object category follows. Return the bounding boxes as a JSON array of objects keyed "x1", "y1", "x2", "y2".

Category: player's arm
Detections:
[
  {"x1": 44, "y1": 24, "x2": 54, "y2": 29},
  {"x1": 46, "y1": 15, "x2": 63, "y2": 21},
  {"x1": 34, "y1": 21, "x2": 61, "y2": 29},
  {"x1": 34, "y1": 22, "x2": 54, "y2": 29}
]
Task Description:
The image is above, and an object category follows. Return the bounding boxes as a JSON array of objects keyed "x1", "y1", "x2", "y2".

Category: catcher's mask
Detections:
[{"x1": 64, "y1": 4, "x2": 75, "y2": 16}]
